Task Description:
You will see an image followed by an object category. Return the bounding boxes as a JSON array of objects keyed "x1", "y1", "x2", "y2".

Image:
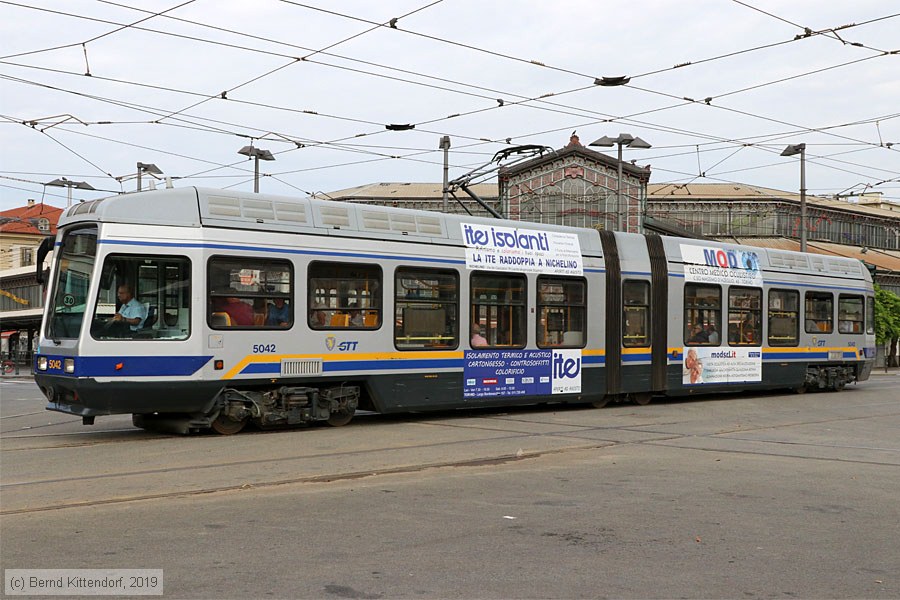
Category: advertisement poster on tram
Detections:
[
  {"x1": 682, "y1": 346, "x2": 762, "y2": 385},
  {"x1": 680, "y1": 243, "x2": 762, "y2": 287},
  {"x1": 464, "y1": 349, "x2": 582, "y2": 398},
  {"x1": 460, "y1": 222, "x2": 583, "y2": 276}
]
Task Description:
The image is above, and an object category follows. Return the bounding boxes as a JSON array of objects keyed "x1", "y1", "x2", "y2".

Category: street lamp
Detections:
[
  {"x1": 589, "y1": 133, "x2": 652, "y2": 232},
  {"x1": 238, "y1": 145, "x2": 275, "y2": 193},
  {"x1": 136, "y1": 162, "x2": 163, "y2": 192},
  {"x1": 45, "y1": 177, "x2": 96, "y2": 207},
  {"x1": 780, "y1": 143, "x2": 807, "y2": 252},
  {"x1": 439, "y1": 135, "x2": 451, "y2": 213}
]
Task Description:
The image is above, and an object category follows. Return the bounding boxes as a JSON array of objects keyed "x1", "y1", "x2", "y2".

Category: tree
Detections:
[{"x1": 874, "y1": 285, "x2": 900, "y2": 368}]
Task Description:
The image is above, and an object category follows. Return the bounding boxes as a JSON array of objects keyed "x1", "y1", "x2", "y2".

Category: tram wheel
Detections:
[
  {"x1": 632, "y1": 392, "x2": 652, "y2": 406},
  {"x1": 591, "y1": 396, "x2": 610, "y2": 409},
  {"x1": 210, "y1": 414, "x2": 247, "y2": 435},
  {"x1": 794, "y1": 385, "x2": 808, "y2": 394},
  {"x1": 326, "y1": 410, "x2": 354, "y2": 427}
]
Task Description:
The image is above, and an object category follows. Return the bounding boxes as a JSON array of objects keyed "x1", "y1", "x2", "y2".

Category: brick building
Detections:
[{"x1": 498, "y1": 134, "x2": 652, "y2": 232}]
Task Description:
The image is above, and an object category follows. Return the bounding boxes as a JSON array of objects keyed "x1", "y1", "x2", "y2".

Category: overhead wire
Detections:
[
  {"x1": 2, "y1": 2, "x2": 897, "y2": 198},
  {"x1": 13, "y1": 0, "x2": 886, "y2": 154},
  {"x1": 3, "y1": 2, "x2": 895, "y2": 156},
  {"x1": 5, "y1": 39, "x2": 893, "y2": 172},
  {"x1": 5, "y1": 59, "x2": 890, "y2": 190},
  {"x1": 155, "y1": 0, "x2": 446, "y2": 125},
  {"x1": 0, "y1": 0, "x2": 196, "y2": 60},
  {"x1": 730, "y1": 0, "x2": 895, "y2": 54}
]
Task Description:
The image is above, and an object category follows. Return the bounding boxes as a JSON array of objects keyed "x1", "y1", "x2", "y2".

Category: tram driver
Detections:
[{"x1": 113, "y1": 284, "x2": 147, "y2": 331}]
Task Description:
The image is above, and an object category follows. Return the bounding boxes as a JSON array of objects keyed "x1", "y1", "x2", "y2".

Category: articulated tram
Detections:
[{"x1": 33, "y1": 187, "x2": 876, "y2": 434}]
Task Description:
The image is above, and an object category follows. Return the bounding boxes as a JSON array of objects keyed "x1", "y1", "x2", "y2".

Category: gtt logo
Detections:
[
  {"x1": 325, "y1": 337, "x2": 359, "y2": 352},
  {"x1": 553, "y1": 353, "x2": 581, "y2": 379}
]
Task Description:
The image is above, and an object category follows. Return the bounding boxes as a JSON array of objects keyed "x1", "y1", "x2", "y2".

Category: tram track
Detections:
[
  {"x1": 0, "y1": 441, "x2": 614, "y2": 516},
  {"x1": 4, "y1": 408, "x2": 899, "y2": 515},
  {"x1": 3, "y1": 381, "x2": 897, "y2": 516},
  {"x1": 0, "y1": 410, "x2": 49, "y2": 420}
]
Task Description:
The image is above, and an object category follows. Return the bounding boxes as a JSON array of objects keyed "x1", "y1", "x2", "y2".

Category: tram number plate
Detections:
[{"x1": 828, "y1": 351, "x2": 843, "y2": 360}]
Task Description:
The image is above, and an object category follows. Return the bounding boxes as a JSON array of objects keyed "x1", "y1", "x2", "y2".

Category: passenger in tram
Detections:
[
  {"x1": 348, "y1": 308, "x2": 364, "y2": 328},
  {"x1": 471, "y1": 323, "x2": 488, "y2": 347},
  {"x1": 741, "y1": 315, "x2": 758, "y2": 343},
  {"x1": 309, "y1": 303, "x2": 329, "y2": 328},
  {"x1": 688, "y1": 324, "x2": 709, "y2": 344},
  {"x1": 212, "y1": 296, "x2": 254, "y2": 327},
  {"x1": 706, "y1": 323, "x2": 720, "y2": 345},
  {"x1": 266, "y1": 298, "x2": 290, "y2": 327}
]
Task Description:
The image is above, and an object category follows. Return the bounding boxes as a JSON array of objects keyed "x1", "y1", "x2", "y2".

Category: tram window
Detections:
[
  {"x1": 309, "y1": 262, "x2": 381, "y2": 330},
  {"x1": 767, "y1": 289, "x2": 799, "y2": 347},
  {"x1": 471, "y1": 273, "x2": 526, "y2": 348},
  {"x1": 394, "y1": 268, "x2": 458, "y2": 350},
  {"x1": 728, "y1": 287, "x2": 762, "y2": 346},
  {"x1": 91, "y1": 255, "x2": 191, "y2": 341},
  {"x1": 684, "y1": 284, "x2": 721, "y2": 346},
  {"x1": 537, "y1": 276, "x2": 586, "y2": 348},
  {"x1": 838, "y1": 295, "x2": 864, "y2": 334},
  {"x1": 47, "y1": 226, "x2": 97, "y2": 340},
  {"x1": 866, "y1": 296, "x2": 875, "y2": 335},
  {"x1": 622, "y1": 280, "x2": 650, "y2": 348},
  {"x1": 805, "y1": 292, "x2": 833, "y2": 333},
  {"x1": 208, "y1": 257, "x2": 292, "y2": 330}
]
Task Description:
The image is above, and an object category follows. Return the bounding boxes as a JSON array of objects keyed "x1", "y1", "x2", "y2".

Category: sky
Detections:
[{"x1": 1, "y1": 0, "x2": 898, "y2": 211}]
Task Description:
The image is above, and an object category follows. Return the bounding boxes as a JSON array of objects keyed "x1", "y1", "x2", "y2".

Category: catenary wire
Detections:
[{"x1": 3, "y1": 5, "x2": 896, "y2": 197}]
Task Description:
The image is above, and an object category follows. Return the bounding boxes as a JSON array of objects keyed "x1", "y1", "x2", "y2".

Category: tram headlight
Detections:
[
  {"x1": 64, "y1": 358, "x2": 75, "y2": 374},
  {"x1": 37, "y1": 356, "x2": 48, "y2": 371}
]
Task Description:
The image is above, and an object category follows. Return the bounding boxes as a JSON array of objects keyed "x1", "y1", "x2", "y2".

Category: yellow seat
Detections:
[
  {"x1": 363, "y1": 313, "x2": 378, "y2": 327},
  {"x1": 211, "y1": 312, "x2": 232, "y2": 327},
  {"x1": 330, "y1": 313, "x2": 349, "y2": 327}
]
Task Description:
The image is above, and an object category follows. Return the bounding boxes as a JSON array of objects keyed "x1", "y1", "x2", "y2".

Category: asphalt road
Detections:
[{"x1": 1, "y1": 376, "x2": 899, "y2": 599}]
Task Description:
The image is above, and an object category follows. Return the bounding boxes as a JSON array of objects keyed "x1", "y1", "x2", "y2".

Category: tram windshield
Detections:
[
  {"x1": 91, "y1": 255, "x2": 192, "y2": 341},
  {"x1": 46, "y1": 226, "x2": 98, "y2": 339}
]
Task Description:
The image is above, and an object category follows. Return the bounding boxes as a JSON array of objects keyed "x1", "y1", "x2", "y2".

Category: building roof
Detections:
[
  {"x1": 0, "y1": 201, "x2": 62, "y2": 236},
  {"x1": 501, "y1": 139, "x2": 651, "y2": 181},
  {"x1": 729, "y1": 237, "x2": 900, "y2": 273},
  {"x1": 648, "y1": 183, "x2": 900, "y2": 221},
  {"x1": 321, "y1": 182, "x2": 499, "y2": 201}
]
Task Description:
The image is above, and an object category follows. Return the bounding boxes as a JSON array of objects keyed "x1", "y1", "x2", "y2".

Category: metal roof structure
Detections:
[
  {"x1": 648, "y1": 183, "x2": 900, "y2": 221},
  {"x1": 319, "y1": 182, "x2": 498, "y2": 203},
  {"x1": 729, "y1": 237, "x2": 900, "y2": 273}
]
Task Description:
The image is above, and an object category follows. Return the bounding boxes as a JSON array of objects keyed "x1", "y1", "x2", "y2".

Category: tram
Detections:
[{"x1": 33, "y1": 187, "x2": 876, "y2": 433}]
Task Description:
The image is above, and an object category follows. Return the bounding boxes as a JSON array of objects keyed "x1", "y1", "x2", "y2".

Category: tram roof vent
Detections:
[
  {"x1": 390, "y1": 212, "x2": 417, "y2": 233},
  {"x1": 317, "y1": 205, "x2": 351, "y2": 228},
  {"x1": 69, "y1": 198, "x2": 104, "y2": 216},
  {"x1": 360, "y1": 208, "x2": 445, "y2": 237},
  {"x1": 208, "y1": 195, "x2": 242, "y2": 217},
  {"x1": 809, "y1": 255, "x2": 827, "y2": 272},
  {"x1": 415, "y1": 215, "x2": 443, "y2": 236},
  {"x1": 273, "y1": 201, "x2": 307, "y2": 223},
  {"x1": 767, "y1": 250, "x2": 810, "y2": 270},
  {"x1": 362, "y1": 210, "x2": 391, "y2": 230},
  {"x1": 242, "y1": 198, "x2": 275, "y2": 221},
  {"x1": 826, "y1": 258, "x2": 861, "y2": 275}
]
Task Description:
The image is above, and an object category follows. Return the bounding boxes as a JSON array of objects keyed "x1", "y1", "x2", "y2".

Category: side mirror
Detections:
[{"x1": 35, "y1": 236, "x2": 55, "y2": 285}]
